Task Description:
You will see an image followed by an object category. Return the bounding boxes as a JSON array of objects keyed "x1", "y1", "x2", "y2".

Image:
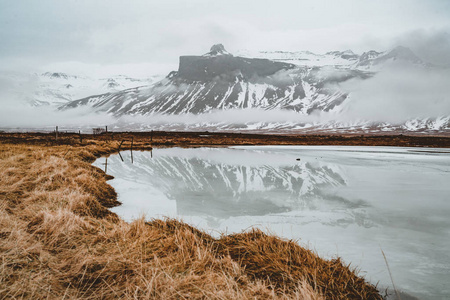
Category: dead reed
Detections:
[{"x1": 0, "y1": 135, "x2": 382, "y2": 299}]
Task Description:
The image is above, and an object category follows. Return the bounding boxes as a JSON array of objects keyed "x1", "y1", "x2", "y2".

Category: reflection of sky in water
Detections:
[{"x1": 93, "y1": 146, "x2": 450, "y2": 300}]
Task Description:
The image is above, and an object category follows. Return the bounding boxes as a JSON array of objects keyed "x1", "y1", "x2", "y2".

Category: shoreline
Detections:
[{"x1": 1, "y1": 131, "x2": 450, "y2": 148}]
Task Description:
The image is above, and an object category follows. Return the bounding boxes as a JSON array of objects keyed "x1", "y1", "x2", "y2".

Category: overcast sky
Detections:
[{"x1": 1, "y1": 0, "x2": 450, "y2": 76}]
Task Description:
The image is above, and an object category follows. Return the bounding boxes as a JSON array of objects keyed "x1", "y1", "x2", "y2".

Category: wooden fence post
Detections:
[
  {"x1": 118, "y1": 140, "x2": 125, "y2": 151},
  {"x1": 131, "y1": 137, "x2": 134, "y2": 164}
]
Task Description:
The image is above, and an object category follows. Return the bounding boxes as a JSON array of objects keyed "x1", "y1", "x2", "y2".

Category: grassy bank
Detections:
[
  {"x1": 0, "y1": 133, "x2": 386, "y2": 299},
  {"x1": 1, "y1": 131, "x2": 450, "y2": 148}
]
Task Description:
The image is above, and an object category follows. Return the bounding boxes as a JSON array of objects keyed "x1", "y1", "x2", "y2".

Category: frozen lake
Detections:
[{"x1": 93, "y1": 146, "x2": 450, "y2": 300}]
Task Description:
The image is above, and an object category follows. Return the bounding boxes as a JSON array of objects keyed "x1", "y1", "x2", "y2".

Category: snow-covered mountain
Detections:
[
  {"x1": 2, "y1": 71, "x2": 161, "y2": 107},
  {"x1": 60, "y1": 44, "x2": 371, "y2": 115}
]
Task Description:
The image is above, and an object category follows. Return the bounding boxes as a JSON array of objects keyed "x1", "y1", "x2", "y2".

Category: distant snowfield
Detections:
[
  {"x1": 235, "y1": 49, "x2": 361, "y2": 68},
  {"x1": 94, "y1": 146, "x2": 450, "y2": 300},
  {"x1": 1, "y1": 115, "x2": 449, "y2": 135},
  {"x1": 114, "y1": 112, "x2": 450, "y2": 134}
]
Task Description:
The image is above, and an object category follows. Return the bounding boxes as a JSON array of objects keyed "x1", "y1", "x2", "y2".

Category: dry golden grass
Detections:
[{"x1": 0, "y1": 137, "x2": 382, "y2": 299}]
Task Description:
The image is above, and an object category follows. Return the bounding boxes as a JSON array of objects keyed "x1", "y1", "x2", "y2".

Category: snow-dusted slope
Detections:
[
  {"x1": 235, "y1": 49, "x2": 360, "y2": 67},
  {"x1": 2, "y1": 71, "x2": 160, "y2": 107}
]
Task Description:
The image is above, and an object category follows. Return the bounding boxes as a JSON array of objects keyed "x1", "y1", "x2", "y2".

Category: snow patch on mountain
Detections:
[{"x1": 0, "y1": 71, "x2": 162, "y2": 107}]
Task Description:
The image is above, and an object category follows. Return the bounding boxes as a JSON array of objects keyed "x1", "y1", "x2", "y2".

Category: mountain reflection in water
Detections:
[{"x1": 102, "y1": 148, "x2": 373, "y2": 226}]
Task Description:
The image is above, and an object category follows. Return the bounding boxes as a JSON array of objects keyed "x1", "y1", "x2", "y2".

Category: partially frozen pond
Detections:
[{"x1": 93, "y1": 146, "x2": 450, "y2": 300}]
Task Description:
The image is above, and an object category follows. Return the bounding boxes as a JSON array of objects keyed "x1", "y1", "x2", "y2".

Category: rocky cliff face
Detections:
[{"x1": 178, "y1": 44, "x2": 296, "y2": 81}]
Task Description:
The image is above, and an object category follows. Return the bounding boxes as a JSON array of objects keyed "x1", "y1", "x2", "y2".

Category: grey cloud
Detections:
[
  {"x1": 340, "y1": 62, "x2": 450, "y2": 123},
  {"x1": 120, "y1": 108, "x2": 319, "y2": 127},
  {"x1": 2, "y1": 0, "x2": 450, "y2": 71},
  {"x1": 393, "y1": 28, "x2": 450, "y2": 66}
]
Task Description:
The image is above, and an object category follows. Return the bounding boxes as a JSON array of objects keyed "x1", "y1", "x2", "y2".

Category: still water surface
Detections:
[{"x1": 93, "y1": 146, "x2": 450, "y2": 300}]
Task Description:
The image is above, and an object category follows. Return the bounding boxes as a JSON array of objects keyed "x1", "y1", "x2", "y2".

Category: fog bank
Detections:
[{"x1": 340, "y1": 63, "x2": 450, "y2": 123}]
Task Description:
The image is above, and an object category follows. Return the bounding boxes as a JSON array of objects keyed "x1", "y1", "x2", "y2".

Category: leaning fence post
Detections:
[
  {"x1": 131, "y1": 137, "x2": 134, "y2": 164},
  {"x1": 55, "y1": 126, "x2": 58, "y2": 141},
  {"x1": 118, "y1": 140, "x2": 125, "y2": 151}
]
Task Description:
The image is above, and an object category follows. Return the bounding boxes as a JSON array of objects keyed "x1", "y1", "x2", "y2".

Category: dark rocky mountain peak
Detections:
[
  {"x1": 178, "y1": 44, "x2": 296, "y2": 81},
  {"x1": 205, "y1": 44, "x2": 230, "y2": 56}
]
